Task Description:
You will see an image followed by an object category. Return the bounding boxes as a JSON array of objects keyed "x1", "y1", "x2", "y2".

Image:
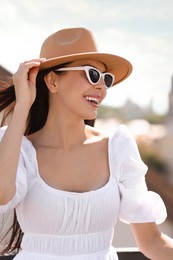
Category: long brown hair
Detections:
[{"x1": 0, "y1": 64, "x2": 95, "y2": 255}]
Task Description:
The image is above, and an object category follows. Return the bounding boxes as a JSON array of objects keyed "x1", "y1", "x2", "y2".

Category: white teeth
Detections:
[{"x1": 85, "y1": 96, "x2": 99, "y2": 104}]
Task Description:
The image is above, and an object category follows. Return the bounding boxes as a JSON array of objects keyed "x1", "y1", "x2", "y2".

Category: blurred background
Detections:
[{"x1": 0, "y1": 0, "x2": 173, "y2": 248}]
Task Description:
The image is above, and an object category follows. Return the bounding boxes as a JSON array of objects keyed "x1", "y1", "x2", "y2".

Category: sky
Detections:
[{"x1": 0, "y1": 0, "x2": 173, "y2": 115}]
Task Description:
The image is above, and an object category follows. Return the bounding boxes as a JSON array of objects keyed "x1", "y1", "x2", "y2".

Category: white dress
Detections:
[{"x1": 0, "y1": 125, "x2": 167, "y2": 260}]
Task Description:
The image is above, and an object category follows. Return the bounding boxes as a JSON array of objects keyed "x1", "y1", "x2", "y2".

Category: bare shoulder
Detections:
[{"x1": 85, "y1": 125, "x2": 110, "y2": 143}]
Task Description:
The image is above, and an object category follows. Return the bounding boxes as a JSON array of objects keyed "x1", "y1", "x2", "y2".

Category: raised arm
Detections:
[
  {"x1": 131, "y1": 222, "x2": 173, "y2": 259},
  {"x1": 0, "y1": 59, "x2": 44, "y2": 205}
]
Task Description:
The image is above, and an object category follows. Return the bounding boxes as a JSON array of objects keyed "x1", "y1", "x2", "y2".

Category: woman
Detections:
[{"x1": 0, "y1": 27, "x2": 172, "y2": 259}]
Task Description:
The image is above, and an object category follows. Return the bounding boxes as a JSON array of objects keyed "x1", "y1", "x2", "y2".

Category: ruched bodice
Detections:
[{"x1": 0, "y1": 125, "x2": 167, "y2": 259}]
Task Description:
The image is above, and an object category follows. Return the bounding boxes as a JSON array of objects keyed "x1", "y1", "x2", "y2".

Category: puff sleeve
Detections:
[
  {"x1": 109, "y1": 125, "x2": 167, "y2": 224},
  {"x1": 0, "y1": 127, "x2": 27, "y2": 213}
]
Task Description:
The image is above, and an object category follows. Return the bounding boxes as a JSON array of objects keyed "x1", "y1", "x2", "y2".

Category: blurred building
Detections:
[{"x1": 160, "y1": 75, "x2": 173, "y2": 179}]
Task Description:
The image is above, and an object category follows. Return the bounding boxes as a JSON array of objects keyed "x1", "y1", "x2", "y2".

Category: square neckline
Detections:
[{"x1": 23, "y1": 131, "x2": 118, "y2": 196}]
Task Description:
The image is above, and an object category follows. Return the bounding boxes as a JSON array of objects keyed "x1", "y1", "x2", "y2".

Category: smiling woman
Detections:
[{"x1": 0, "y1": 27, "x2": 173, "y2": 260}]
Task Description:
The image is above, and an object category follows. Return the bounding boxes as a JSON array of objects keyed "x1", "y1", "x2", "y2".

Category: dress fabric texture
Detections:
[{"x1": 0, "y1": 125, "x2": 167, "y2": 259}]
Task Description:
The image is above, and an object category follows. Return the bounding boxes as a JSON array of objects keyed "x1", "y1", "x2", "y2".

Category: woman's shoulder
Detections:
[
  {"x1": 88, "y1": 124, "x2": 138, "y2": 158},
  {"x1": 87, "y1": 124, "x2": 131, "y2": 140},
  {"x1": 85, "y1": 125, "x2": 110, "y2": 142},
  {"x1": 0, "y1": 126, "x2": 36, "y2": 172},
  {"x1": 85, "y1": 124, "x2": 134, "y2": 154}
]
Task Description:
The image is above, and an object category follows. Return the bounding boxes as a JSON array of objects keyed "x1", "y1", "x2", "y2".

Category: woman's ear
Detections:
[{"x1": 44, "y1": 72, "x2": 58, "y2": 93}]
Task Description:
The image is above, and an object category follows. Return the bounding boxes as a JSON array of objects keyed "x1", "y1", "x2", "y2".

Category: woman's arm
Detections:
[
  {"x1": 131, "y1": 222, "x2": 173, "y2": 260},
  {"x1": 0, "y1": 59, "x2": 44, "y2": 204}
]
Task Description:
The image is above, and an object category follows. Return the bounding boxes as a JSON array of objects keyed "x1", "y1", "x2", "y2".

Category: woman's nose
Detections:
[{"x1": 95, "y1": 77, "x2": 105, "y2": 89}]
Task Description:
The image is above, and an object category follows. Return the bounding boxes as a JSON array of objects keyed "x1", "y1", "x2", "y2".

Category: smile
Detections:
[{"x1": 85, "y1": 96, "x2": 99, "y2": 105}]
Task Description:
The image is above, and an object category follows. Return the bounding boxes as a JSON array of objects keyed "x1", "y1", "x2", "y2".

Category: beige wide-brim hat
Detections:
[{"x1": 39, "y1": 27, "x2": 132, "y2": 86}]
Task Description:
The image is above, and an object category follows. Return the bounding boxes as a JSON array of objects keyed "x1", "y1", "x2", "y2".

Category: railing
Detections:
[
  {"x1": 0, "y1": 248, "x2": 150, "y2": 259},
  {"x1": 117, "y1": 248, "x2": 150, "y2": 259}
]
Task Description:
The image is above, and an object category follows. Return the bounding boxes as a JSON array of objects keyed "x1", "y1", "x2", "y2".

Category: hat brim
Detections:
[{"x1": 39, "y1": 52, "x2": 132, "y2": 86}]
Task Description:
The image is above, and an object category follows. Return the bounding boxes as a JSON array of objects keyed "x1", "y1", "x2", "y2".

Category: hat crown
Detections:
[{"x1": 40, "y1": 28, "x2": 98, "y2": 59}]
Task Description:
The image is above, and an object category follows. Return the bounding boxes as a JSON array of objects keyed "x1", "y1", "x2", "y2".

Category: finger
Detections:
[
  {"x1": 13, "y1": 59, "x2": 47, "y2": 87},
  {"x1": 23, "y1": 58, "x2": 46, "y2": 64},
  {"x1": 14, "y1": 60, "x2": 43, "y2": 79},
  {"x1": 28, "y1": 66, "x2": 40, "y2": 84},
  {"x1": 15, "y1": 58, "x2": 46, "y2": 74}
]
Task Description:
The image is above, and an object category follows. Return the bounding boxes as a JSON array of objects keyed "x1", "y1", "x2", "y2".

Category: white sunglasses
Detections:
[{"x1": 55, "y1": 66, "x2": 115, "y2": 89}]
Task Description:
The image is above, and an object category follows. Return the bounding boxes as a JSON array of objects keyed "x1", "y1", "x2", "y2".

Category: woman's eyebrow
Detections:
[{"x1": 84, "y1": 64, "x2": 107, "y2": 72}]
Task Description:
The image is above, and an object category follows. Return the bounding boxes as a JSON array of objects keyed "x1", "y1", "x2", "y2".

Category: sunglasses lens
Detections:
[
  {"x1": 89, "y1": 69, "x2": 100, "y2": 84},
  {"x1": 105, "y1": 74, "x2": 114, "y2": 88}
]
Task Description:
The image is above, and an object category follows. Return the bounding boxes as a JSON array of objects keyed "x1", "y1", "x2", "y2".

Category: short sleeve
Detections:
[
  {"x1": 109, "y1": 125, "x2": 167, "y2": 224},
  {"x1": 0, "y1": 127, "x2": 27, "y2": 213}
]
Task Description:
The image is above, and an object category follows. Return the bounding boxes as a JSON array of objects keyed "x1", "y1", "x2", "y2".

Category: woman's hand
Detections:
[{"x1": 13, "y1": 58, "x2": 46, "y2": 110}]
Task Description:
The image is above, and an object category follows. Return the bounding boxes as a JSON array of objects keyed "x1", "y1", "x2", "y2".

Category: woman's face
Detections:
[{"x1": 49, "y1": 59, "x2": 108, "y2": 121}]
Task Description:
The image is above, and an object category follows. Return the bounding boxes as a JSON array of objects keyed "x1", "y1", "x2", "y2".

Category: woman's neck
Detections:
[{"x1": 30, "y1": 112, "x2": 94, "y2": 151}]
